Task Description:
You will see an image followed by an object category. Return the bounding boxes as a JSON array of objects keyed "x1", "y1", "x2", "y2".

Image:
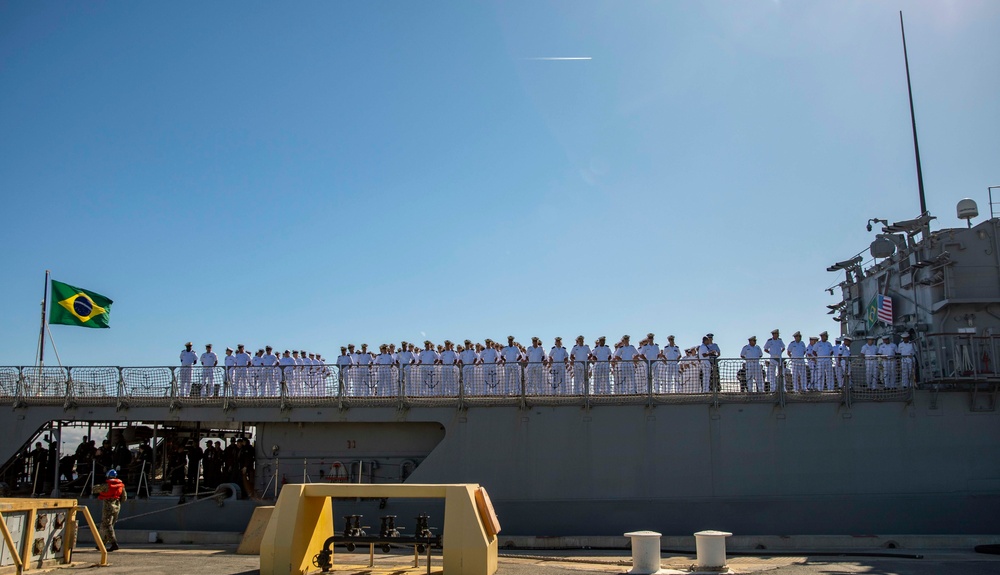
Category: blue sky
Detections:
[{"x1": 1, "y1": 0, "x2": 998, "y2": 367}]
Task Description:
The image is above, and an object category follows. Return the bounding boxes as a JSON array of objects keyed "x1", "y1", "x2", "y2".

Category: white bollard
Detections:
[
  {"x1": 694, "y1": 530, "x2": 732, "y2": 570},
  {"x1": 624, "y1": 530, "x2": 664, "y2": 574}
]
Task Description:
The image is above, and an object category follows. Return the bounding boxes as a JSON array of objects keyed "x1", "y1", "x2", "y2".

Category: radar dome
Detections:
[
  {"x1": 870, "y1": 236, "x2": 896, "y2": 259},
  {"x1": 957, "y1": 198, "x2": 978, "y2": 221}
]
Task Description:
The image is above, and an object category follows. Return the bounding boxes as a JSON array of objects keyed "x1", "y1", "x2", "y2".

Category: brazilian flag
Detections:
[{"x1": 49, "y1": 280, "x2": 113, "y2": 328}]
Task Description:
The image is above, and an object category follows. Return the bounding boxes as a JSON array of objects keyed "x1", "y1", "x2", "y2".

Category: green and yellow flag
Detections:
[{"x1": 49, "y1": 280, "x2": 113, "y2": 328}]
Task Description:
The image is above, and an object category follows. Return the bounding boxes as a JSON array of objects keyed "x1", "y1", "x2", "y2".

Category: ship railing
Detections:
[{"x1": 0, "y1": 360, "x2": 936, "y2": 409}]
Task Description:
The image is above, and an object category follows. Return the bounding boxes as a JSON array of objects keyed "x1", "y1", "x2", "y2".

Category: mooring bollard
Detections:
[
  {"x1": 694, "y1": 530, "x2": 732, "y2": 570},
  {"x1": 624, "y1": 530, "x2": 664, "y2": 574}
]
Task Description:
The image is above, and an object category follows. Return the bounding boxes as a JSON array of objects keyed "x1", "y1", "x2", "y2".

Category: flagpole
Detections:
[{"x1": 38, "y1": 270, "x2": 50, "y2": 368}]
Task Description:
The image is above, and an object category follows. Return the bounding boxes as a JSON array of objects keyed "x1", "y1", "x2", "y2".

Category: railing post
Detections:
[
  {"x1": 583, "y1": 361, "x2": 591, "y2": 409},
  {"x1": 280, "y1": 369, "x2": 290, "y2": 411},
  {"x1": 14, "y1": 367, "x2": 25, "y2": 407},
  {"x1": 777, "y1": 359, "x2": 786, "y2": 408},
  {"x1": 646, "y1": 360, "x2": 654, "y2": 406},
  {"x1": 116, "y1": 367, "x2": 127, "y2": 411},
  {"x1": 457, "y1": 363, "x2": 465, "y2": 410},
  {"x1": 520, "y1": 363, "x2": 527, "y2": 409},
  {"x1": 169, "y1": 367, "x2": 180, "y2": 410}
]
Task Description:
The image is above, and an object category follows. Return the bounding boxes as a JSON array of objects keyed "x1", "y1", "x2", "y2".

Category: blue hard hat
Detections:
[{"x1": 106, "y1": 469, "x2": 117, "y2": 478}]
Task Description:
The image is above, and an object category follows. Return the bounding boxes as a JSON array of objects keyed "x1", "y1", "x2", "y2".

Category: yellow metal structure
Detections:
[
  {"x1": 259, "y1": 484, "x2": 498, "y2": 575},
  {"x1": 0, "y1": 498, "x2": 105, "y2": 574}
]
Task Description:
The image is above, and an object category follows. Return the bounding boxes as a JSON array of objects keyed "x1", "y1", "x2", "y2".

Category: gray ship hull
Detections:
[{"x1": 5, "y1": 388, "x2": 998, "y2": 535}]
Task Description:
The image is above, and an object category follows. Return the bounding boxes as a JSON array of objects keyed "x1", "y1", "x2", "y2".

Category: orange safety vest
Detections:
[{"x1": 99, "y1": 479, "x2": 124, "y2": 501}]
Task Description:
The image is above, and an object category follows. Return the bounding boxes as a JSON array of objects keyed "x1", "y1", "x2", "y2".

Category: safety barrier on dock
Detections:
[
  {"x1": 259, "y1": 483, "x2": 498, "y2": 575},
  {"x1": 0, "y1": 497, "x2": 105, "y2": 573},
  {"x1": 0, "y1": 359, "x2": 947, "y2": 410}
]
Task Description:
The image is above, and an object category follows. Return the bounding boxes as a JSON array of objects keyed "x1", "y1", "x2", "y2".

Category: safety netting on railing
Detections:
[
  {"x1": 69, "y1": 367, "x2": 120, "y2": 399},
  {"x1": 121, "y1": 367, "x2": 173, "y2": 405},
  {"x1": 0, "y1": 366, "x2": 18, "y2": 399},
  {"x1": 0, "y1": 359, "x2": 935, "y2": 408},
  {"x1": 20, "y1": 366, "x2": 69, "y2": 402}
]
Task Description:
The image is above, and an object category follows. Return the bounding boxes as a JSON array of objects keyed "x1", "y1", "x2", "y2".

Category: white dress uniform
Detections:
[
  {"x1": 591, "y1": 345, "x2": 612, "y2": 395},
  {"x1": 525, "y1": 345, "x2": 547, "y2": 394},
  {"x1": 740, "y1": 344, "x2": 764, "y2": 393},
  {"x1": 199, "y1": 351, "x2": 218, "y2": 398},
  {"x1": 375, "y1": 352, "x2": 396, "y2": 396},
  {"x1": 179, "y1": 348, "x2": 198, "y2": 397},
  {"x1": 638, "y1": 343, "x2": 660, "y2": 391},
  {"x1": 354, "y1": 351, "x2": 374, "y2": 395},
  {"x1": 659, "y1": 344, "x2": 681, "y2": 393},
  {"x1": 439, "y1": 349, "x2": 459, "y2": 395},
  {"x1": 897, "y1": 339, "x2": 915, "y2": 387},
  {"x1": 569, "y1": 344, "x2": 591, "y2": 395},
  {"x1": 224, "y1": 352, "x2": 236, "y2": 393},
  {"x1": 416, "y1": 349, "x2": 440, "y2": 396},
  {"x1": 697, "y1": 344, "x2": 714, "y2": 393},
  {"x1": 878, "y1": 340, "x2": 898, "y2": 388},
  {"x1": 335, "y1": 353, "x2": 355, "y2": 395},
  {"x1": 279, "y1": 354, "x2": 296, "y2": 395},
  {"x1": 614, "y1": 345, "x2": 640, "y2": 394},
  {"x1": 500, "y1": 345, "x2": 523, "y2": 395},
  {"x1": 459, "y1": 348, "x2": 480, "y2": 392},
  {"x1": 548, "y1": 345, "x2": 569, "y2": 393},
  {"x1": 261, "y1": 352, "x2": 279, "y2": 396},
  {"x1": 834, "y1": 343, "x2": 851, "y2": 389},
  {"x1": 786, "y1": 340, "x2": 807, "y2": 392},
  {"x1": 479, "y1": 347, "x2": 501, "y2": 394},
  {"x1": 251, "y1": 354, "x2": 264, "y2": 396},
  {"x1": 763, "y1": 337, "x2": 785, "y2": 391},
  {"x1": 813, "y1": 339, "x2": 835, "y2": 391},
  {"x1": 233, "y1": 350, "x2": 252, "y2": 396},
  {"x1": 860, "y1": 341, "x2": 879, "y2": 388},
  {"x1": 680, "y1": 353, "x2": 700, "y2": 391},
  {"x1": 396, "y1": 350, "x2": 415, "y2": 391},
  {"x1": 805, "y1": 342, "x2": 818, "y2": 391}
]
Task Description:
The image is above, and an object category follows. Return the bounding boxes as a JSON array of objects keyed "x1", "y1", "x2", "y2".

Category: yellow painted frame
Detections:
[
  {"x1": 259, "y1": 484, "x2": 498, "y2": 575},
  {"x1": 0, "y1": 498, "x2": 105, "y2": 573}
]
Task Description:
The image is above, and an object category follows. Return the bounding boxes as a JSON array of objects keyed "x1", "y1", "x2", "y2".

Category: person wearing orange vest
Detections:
[{"x1": 95, "y1": 468, "x2": 126, "y2": 551}]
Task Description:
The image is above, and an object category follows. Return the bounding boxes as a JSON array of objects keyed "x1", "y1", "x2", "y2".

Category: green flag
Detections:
[{"x1": 49, "y1": 280, "x2": 113, "y2": 328}]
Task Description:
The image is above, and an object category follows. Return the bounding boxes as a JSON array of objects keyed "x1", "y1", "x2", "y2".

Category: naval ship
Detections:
[{"x1": 0, "y1": 194, "x2": 999, "y2": 541}]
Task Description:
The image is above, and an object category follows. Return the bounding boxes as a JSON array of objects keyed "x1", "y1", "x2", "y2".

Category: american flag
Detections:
[{"x1": 877, "y1": 294, "x2": 893, "y2": 325}]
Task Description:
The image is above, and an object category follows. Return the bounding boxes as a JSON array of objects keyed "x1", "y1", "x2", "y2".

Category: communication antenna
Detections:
[{"x1": 900, "y1": 12, "x2": 927, "y2": 217}]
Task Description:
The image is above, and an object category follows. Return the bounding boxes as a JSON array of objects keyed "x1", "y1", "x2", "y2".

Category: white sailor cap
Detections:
[
  {"x1": 883, "y1": 335, "x2": 892, "y2": 340},
  {"x1": 809, "y1": 335, "x2": 819, "y2": 340},
  {"x1": 706, "y1": 333, "x2": 714, "y2": 338},
  {"x1": 793, "y1": 331, "x2": 802, "y2": 337},
  {"x1": 902, "y1": 333, "x2": 911, "y2": 338},
  {"x1": 668, "y1": 334, "x2": 675, "y2": 339},
  {"x1": 185, "y1": 342, "x2": 193, "y2": 346},
  {"x1": 749, "y1": 335, "x2": 757, "y2": 340},
  {"x1": 647, "y1": 333, "x2": 655, "y2": 338},
  {"x1": 820, "y1": 331, "x2": 828, "y2": 336},
  {"x1": 771, "y1": 329, "x2": 779, "y2": 334},
  {"x1": 226, "y1": 347, "x2": 233, "y2": 352},
  {"x1": 843, "y1": 336, "x2": 853, "y2": 341}
]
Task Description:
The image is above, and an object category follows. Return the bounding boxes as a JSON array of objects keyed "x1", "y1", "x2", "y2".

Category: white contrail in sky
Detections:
[{"x1": 524, "y1": 57, "x2": 592, "y2": 60}]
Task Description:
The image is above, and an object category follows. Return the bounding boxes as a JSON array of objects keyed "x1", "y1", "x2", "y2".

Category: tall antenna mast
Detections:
[{"x1": 900, "y1": 11, "x2": 927, "y2": 216}]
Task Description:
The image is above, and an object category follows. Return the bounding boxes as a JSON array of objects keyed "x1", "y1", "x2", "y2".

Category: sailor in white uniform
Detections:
[
  {"x1": 397, "y1": 341, "x2": 414, "y2": 392},
  {"x1": 814, "y1": 331, "x2": 836, "y2": 391},
  {"x1": 879, "y1": 336, "x2": 898, "y2": 388},
  {"x1": 279, "y1": 350, "x2": 296, "y2": 395},
  {"x1": 659, "y1": 335, "x2": 681, "y2": 393},
  {"x1": 251, "y1": 350, "x2": 264, "y2": 396},
  {"x1": 763, "y1": 329, "x2": 785, "y2": 393},
  {"x1": 570, "y1": 336, "x2": 590, "y2": 395},
  {"x1": 416, "y1": 341, "x2": 440, "y2": 396},
  {"x1": 459, "y1": 340, "x2": 479, "y2": 392},
  {"x1": 179, "y1": 342, "x2": 197, "y2": 397},
  {"x1": 786, "y1": 332, "x2": 807, "y2": 392},
  {"x1": 374, "y1": 344, "x2": 396, "y2": 396},
  {"x1": 548, "y1": 337, "x2": 569, "y2": 394},
  {"x1": 861, "y1": 336, "x2": 879, "y2": 388},
  {"x1": 897, "y1": 333, "x2": 916, "y2": 388},
  {"x1": 836, "y1": 336, "x2": 853, "y2": 389},
  {"x1": 523, "y1": 338, "x2": 547, "y2": 394},
  {"x1": 335, "y1": 347, "x2": 354, "y2": 395},
  {"x1": 500, "y1": 336, "x2": 522, "y2": 396},
  {"x1": 638, "y1": 333, "x2": 660, "y2": 392},
  {"x1": 590, "y1": 337, "x2": 612, "y2": 395},
  {"x1": 199, "y1": 344, "x2": 218, "y2": 398},
  {"x1": 697, "y1": 336, "x2": 717, "y2": 393},
  {"x1": 355, "y1": 345, "x2": 374, "y2": 395},
  {"x1": 439, "y1": 341, "x2": 459, "y2": 396},
  {"x1": 223, "y1": 347, "x2": 236, "y2": 395},
  {"x1": 740, "y1": 336, "x2": 764, "y2": 393},
  {"x1": 680, "y1": 347, "x2": 701, "y2": 391},
  {"x1": 614, "y1": 335, "x2": 640, "y2": 394},
  {"x1": 233, "y1": 344, "x2": 252, "y2": 397},
  {"x1": 805, "y1": 336, "x2": 819, "y2": 391},
  {"x1": 261, "y1": 346, "x2": 279, "y2": 397},
  {"x1": 479, "y1": 339, "x2": 501, "y2": 394}
]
